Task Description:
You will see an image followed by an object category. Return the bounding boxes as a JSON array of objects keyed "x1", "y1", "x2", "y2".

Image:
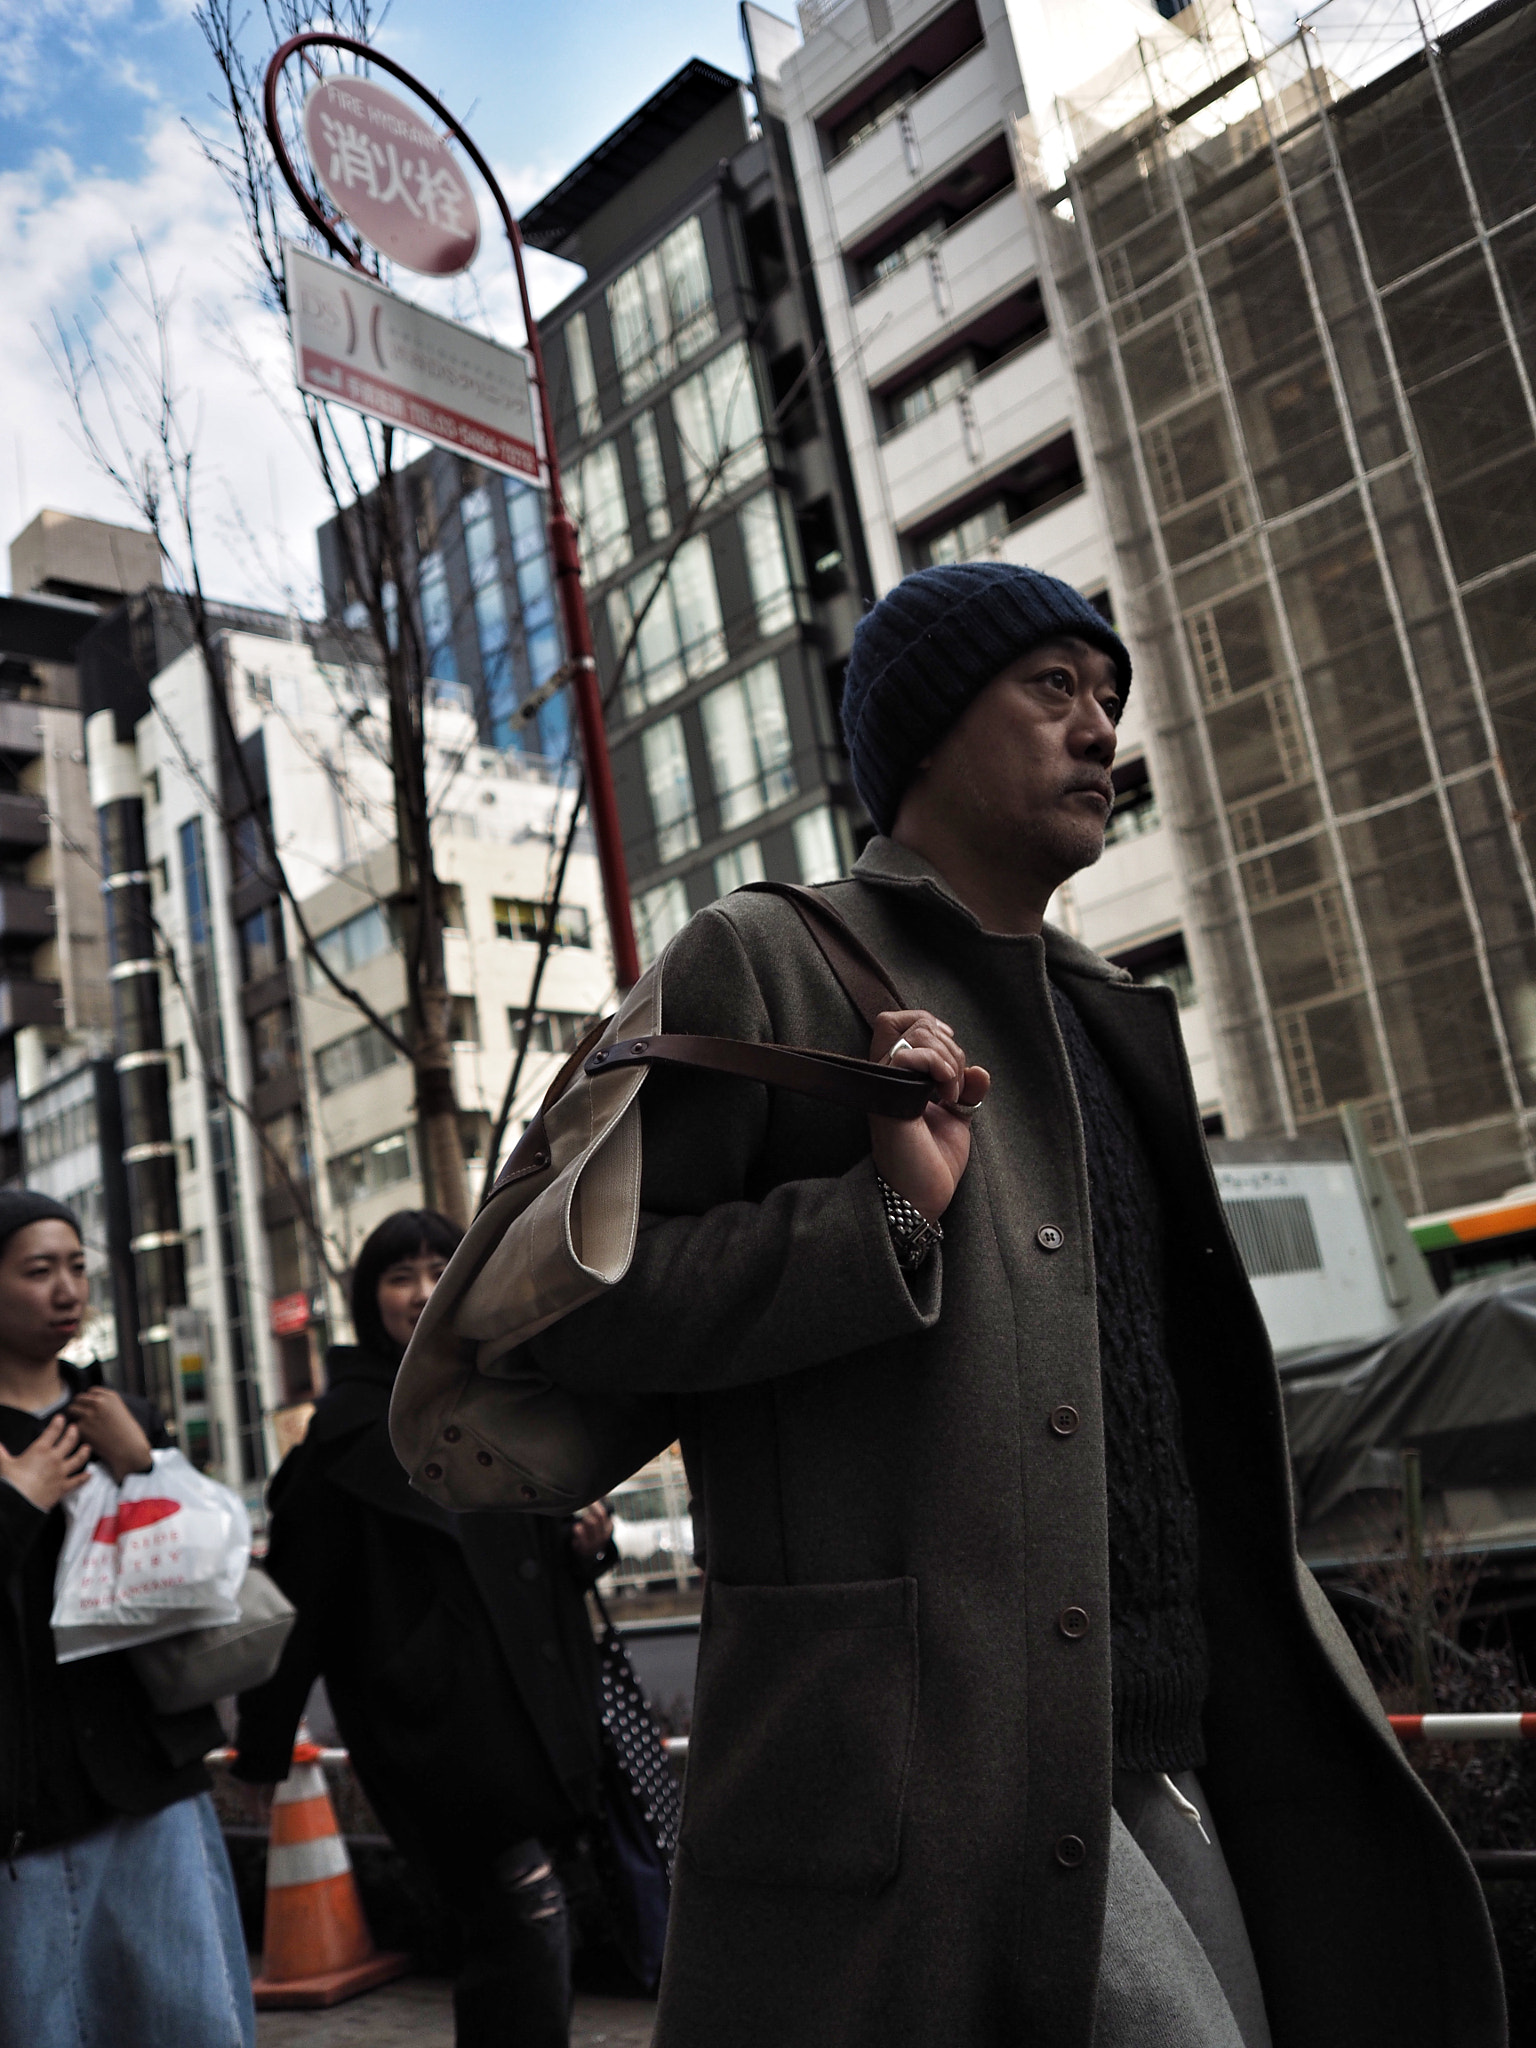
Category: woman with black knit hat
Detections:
[
  {"x1": 0, "y1": 1189, "x2": 255, "y2": 2048},
  {"x1": 233, "y1": 1209, "x2": 614, "y2": 2048}
]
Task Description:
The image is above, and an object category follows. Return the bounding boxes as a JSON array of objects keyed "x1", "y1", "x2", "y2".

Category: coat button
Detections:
[
  {"x1": 1049, "y1": 1404, "x2": 1080, "y2": 1437},
  {"x1": 519, "y1": 1558, "x2": 541, "y2": 1581},
  {"x1": 541, "y1": 1639, "x2": 560, "y2": 1663},
  {"x1": 1055, "y1": 1834, "x2": 1087, "y2": 1868},
  {"x1": 1059, "y1": 1606, "x2": 1090, "y2": 1640},
  {"x1": 424, "y1": 1462, "x2": 443, "y2": 1482},
  {"x1": 1036, "y1": 1224, "x2": 1065, "y2": 1252},
  {"x1": 476, "y1": 1450, "x2": 493, "y2": 1467},
  {"x1": 519, "y1": 1484, "x2": 537, "y2": 1502},
  {"x1": 443, "y1": 1426, "x2": 461, "y2": 1443}
]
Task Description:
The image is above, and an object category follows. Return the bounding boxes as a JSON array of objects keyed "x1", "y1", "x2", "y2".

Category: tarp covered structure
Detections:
[{"x1": 1282, "y1": 1271, "x2": 1536, "y2": 1527}]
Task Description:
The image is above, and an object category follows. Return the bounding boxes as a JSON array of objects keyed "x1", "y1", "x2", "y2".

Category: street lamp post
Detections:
[{"x1": 264, "y1": 32, "x2": 641, "y2": 988}]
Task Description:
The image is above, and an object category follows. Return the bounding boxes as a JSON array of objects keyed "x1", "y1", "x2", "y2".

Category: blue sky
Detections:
[
  {"x1": 0, "y1": 1, "x2": 753, "y2": 190},
  {"x1": 0, "y1": 1, "x2": 762, "y2": 601}
]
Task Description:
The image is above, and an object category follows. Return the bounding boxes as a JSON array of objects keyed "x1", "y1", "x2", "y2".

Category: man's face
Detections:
[{"x1": 896, "y1": 636, "x2": 1123, "y2": 892}]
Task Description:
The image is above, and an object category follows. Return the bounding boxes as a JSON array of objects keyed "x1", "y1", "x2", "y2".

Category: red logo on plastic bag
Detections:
[{"x1": 90, "y1": 1498, "x2": 180, "y2": 1545}]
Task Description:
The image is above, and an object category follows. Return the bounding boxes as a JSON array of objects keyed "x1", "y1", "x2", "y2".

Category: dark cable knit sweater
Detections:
[{"x1": 1051, "y1": 982, "x2": 1209, "y2": 1772}]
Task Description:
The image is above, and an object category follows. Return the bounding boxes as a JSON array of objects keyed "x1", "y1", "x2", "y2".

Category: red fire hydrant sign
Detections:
[{"x1": 302, "y1": 75, "x2": 480, "y2": 277}]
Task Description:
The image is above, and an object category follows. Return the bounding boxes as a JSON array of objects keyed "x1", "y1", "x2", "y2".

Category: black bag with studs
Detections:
[{"x1": 589, "y1": 1586, "x2": 681, "y2": 1991}]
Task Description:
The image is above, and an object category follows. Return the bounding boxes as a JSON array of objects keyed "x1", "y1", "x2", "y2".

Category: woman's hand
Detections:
[
  {"x1": 67, "y1": 1388, "x2": 154, "y2": 1485},
  {"x1": 571, "y1": 1501, "x2": 614, "y2": 1559},
  {"x1": 0, "y1": 1413, "x2": 91, "y2": 1511},
  {"x1": 868, "y1": 1009, "x2": 991, "y2": 1225}
]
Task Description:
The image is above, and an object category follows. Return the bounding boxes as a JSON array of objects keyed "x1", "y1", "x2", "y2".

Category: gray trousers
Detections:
[{"x1": 1091, "y1": 1770, "x2": 1273, "y2": 2048}]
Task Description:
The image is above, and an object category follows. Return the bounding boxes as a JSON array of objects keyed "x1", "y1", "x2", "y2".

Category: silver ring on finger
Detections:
[
  {"x1": 881, "y1": 1036, "x2": 915, "y2": 1067},
  {"x1": 943, "y1": 1101, "x2": 979, "y2": 1121}
]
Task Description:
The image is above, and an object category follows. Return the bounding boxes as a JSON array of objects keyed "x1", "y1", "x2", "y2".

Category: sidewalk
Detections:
[{"x1": 256, "y1": 1982, "x2": 655, "y2": 2045}]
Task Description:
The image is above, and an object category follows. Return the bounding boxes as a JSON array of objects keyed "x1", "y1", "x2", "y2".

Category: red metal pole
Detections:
[{"x1": 263, "y1": 34, "x2": 642, "y2": 990}]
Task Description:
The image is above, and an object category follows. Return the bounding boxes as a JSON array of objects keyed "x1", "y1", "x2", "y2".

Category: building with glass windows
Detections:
[
  {"x1": 81, "y1": 598, "x2": 611, "y2": 1489},
  {"x1": 318, "y1": 448, "x2": 572, "y2": 761},
  {"x1": 1027, "y1": 0, "x2": 1536, "y2": 1211},
  {"x1": 522, "y1": 54, "x2": 876, "y2": 961}
]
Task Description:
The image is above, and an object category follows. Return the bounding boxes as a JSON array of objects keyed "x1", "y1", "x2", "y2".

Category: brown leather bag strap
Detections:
[
  {"x1": 741, "y1": 880, "x2": 907, "y2": 1029},
  {"x1": 584, "y1": 1032, "x2": 932, "y2": 1118}
]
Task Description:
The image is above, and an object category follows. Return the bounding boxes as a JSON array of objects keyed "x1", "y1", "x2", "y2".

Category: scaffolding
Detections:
[{"x1": 1025, "y1": 0, "x2": 1536, "y2": 1212}]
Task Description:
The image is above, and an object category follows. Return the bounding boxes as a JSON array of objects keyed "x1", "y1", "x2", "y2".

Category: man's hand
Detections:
[
  {"x1": 571, "y1": 1500, "x2": 614, "y2": 1559},
  {"x1": 868, "y1": 1009, "x2": 991, "y2": 1224},
  {"x1": 0, "y1": 1413, "x2": 91, "y2": 1511},
  {"x1": 68, "y1": 1388, "x2": 154, "y2": 1485}
]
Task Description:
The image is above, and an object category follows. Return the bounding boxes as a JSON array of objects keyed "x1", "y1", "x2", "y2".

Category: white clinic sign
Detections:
[{"x1": 284, "y1": 242, "x2": 538, "y2": 478}]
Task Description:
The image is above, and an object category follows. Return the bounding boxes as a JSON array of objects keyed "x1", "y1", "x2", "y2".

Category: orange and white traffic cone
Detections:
[{"x1": 250, "y1": 1740, "x2": 409, "y2": 2010}]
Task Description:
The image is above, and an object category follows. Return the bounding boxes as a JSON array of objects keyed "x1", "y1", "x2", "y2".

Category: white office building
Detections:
[{"x1": 768, "y1": 0, "x2": 1221, "y2": 1117}]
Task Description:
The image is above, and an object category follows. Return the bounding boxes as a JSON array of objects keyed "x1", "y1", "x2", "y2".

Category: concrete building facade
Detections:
[
  {"x1": 89, "y1": 614, "x2": 610, "y2": 1485},
  {"x1": 1027, "y1": 0, "x2": 1536, "y2": 1211},
  {"x1": 523, "y1": 58, "x2": 875, "y2": 964}
]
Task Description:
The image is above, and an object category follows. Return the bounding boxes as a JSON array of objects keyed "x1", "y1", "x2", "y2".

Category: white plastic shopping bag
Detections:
[{"x1": 51, "y1": 1449, "x2": 250, "y2": 1663}]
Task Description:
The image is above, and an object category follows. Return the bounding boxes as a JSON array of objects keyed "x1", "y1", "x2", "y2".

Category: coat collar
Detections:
[{"x1": 851, "y1": 836, "x2": 1130, "y2": 986}]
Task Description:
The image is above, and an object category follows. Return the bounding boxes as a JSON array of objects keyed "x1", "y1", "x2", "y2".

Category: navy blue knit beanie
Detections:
[
  {"x1": 0, "y1": 1190, "x2": 80, "y2": 1256},
  {"x1": 841, "y1": 562, "x2": 1132, "y2": 834}
]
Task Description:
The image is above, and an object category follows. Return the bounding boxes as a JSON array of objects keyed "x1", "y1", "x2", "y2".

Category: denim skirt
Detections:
[{"x1": 0, "y1": 1792, "x2": 255, "y2": 2048}]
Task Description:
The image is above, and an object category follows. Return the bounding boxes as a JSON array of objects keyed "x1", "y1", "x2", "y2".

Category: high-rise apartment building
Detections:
[
  {"x1": 1028, "y1": 0, "x2": 1536, "y2": 1211},
  {"x1": 522, "y1": 57, "x2": 874, "y2": 963},
  {"x1": 83, "y1": 600, "x2": 610, "y2": 1485},
  {"x1": 770, "y1": 0, "x2": 1221, "y2": 1112},
  {"x1": 4, "y1": 511, "x2": 162, "y2": 1385}
]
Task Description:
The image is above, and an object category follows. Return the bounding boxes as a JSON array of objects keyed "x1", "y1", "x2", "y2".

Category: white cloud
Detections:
[
  {"x1": 1, "y1": 113, "x2": 335, "y2": 606},
  {"x1": 0, "y1": 111, "x2": 583, "y2": 613}
]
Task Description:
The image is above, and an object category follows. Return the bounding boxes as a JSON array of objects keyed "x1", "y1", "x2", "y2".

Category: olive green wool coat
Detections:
[{"x1": 529, "y1": 839, "x2": 1503, "y2": 2048}]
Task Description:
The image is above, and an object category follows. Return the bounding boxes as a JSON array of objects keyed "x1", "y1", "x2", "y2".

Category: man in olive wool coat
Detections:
[{"x1": 529, "y1": 562, "x2": 1503, "y2": 2046}]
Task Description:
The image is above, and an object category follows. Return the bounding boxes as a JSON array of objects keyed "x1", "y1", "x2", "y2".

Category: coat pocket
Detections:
[{"x1": 679, "y1": 1576, "x2": 918, "y2": 1894}]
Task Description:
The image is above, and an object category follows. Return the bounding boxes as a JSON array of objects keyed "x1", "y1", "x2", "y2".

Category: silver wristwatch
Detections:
[{"x1": 877, "y1": 1173, "x2": 943, "y2": 1270}]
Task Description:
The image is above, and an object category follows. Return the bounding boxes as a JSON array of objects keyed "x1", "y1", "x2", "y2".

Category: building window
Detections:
[
  {"x1": 641, "y1": 715, "x2": 701, "y2": 862},
  {"x1": 239, "y1": 904, "x2": 285, "y2": 984},
  {"x1": 632, "y1": 413, "x2": 670, "y2": 540},
  {"x1": 570, "y1": 441, "x2": 632, "y2": 584},
  {"x1": 260, "y1": 1108, "x2": 311, "y2": 1192},
  {"x1": 608, "y1": 535, "x2": 726, "y2": 716},
  {"x1": 608, "y1": 216, "x2": 717, "y2": 402},
  {"x1": 328, "y1": 1128, "x2": 416, "y2": 1207},
  {"x1": 714, "y1": 840, "x2": 765, "y2": 894},
  {"x1": 634, "y1": 879, "x2": 690, "y2": 967},
  {"x1": 504, "y1": 481, "x2": 568, "y2": 760},
  {"x1": 451, "y1": 995, "x2": 481, "y2": 1044},
  {"x1": 918, "y1": 499, "x2": 1011, "y2": 567},
  {"x1": 886, "y1": 354, "x2": 973, "y2": 436},
  {"x1": 315, "y1": 1016, "x2": 405, "y2": 1095},
  {"x1": 249, "y1": 1006, "x2": 299, "y2": 1084},
  {"x1": 739, "y1": 493, "x2": 804, "y2": 638},
  {"x1": 700, "y1": 660, "x2": 796, "y2": 829},
  {"x1": 1113, "y1": 932, "x2": 1197, "y2": 1009},
  {"x1": 492, "y1": 897, "x2": 591, "y2": 948},
  {"x1": 670, "y1": 342, "x2": 768, "y2": 503},
  {"x1": 565, "y1": 309, "x2": 602, "y2": 436},
  {"x1": 307, "y1": 904, "x2": 393, "y2": 986},
  {"x1": 419, "y1": 552, "x2": 458, "y2": 683},
  {"x1": 230, "y1": 813, "x2": 272, "y2": 890},
  {"x1": 1103, "y1": 758, "x2": 1162, "y2": 847},
  {"x1": 461, "y1": 484, "x2": 513, "y2": 733},
  {"x1": 509, "y1": 1009, "x2": 595, "y2": 1054},
  {"x1": 861, "y1": 214, "x2": 948, "y2": 293},
  {"x1": 792, "y1": 806, "x2": 848, "y2": 885}
]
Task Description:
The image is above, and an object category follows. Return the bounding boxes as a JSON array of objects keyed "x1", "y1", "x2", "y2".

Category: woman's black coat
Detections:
[
  {"x1": 0, "y1": 1364, "x2": 219, "y2": 1859},
  {"x1": 233, "y1": 1345, "x2": 610, "y2": 1877}
]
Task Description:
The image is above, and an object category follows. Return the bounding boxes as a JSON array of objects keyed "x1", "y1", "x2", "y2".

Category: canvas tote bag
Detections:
[{"x1": 390, "y1": 885, "x2": 925, "y2": 1516}]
